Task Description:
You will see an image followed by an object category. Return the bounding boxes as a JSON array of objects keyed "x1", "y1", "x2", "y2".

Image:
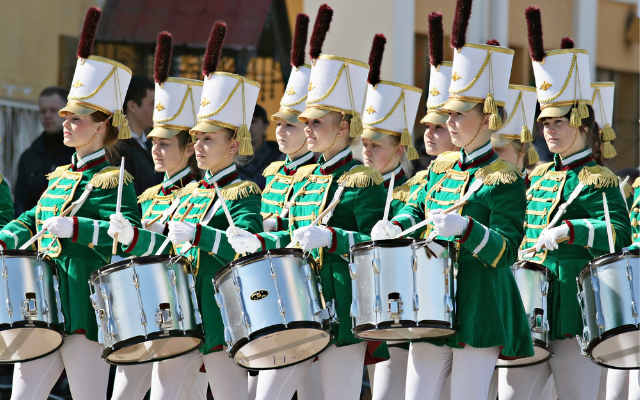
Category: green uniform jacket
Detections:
[
  {"x1": 392, "y1": 143, "x2": 534, "y2": 359},
  {"x1": 260, "y1": 152, "x2": 316, "y2": 231},
  {"x1": 0, "y1": 174, "x2": 13, "y2": 227},
  {"x1": 0, "y1": 149, "x2": 141, "y2": 341},
  {"x1": 631, "y1": 178, "x2": 640, "y2": 243},
  {"x1": 256, "y1": 148, "x2": 387, "y2": 346},
  {"x1": 138, "y1": 167, "x2": 197, "y2": 227},
  {"x1": 122, "y1": 164, "x2": 262, "y2": 354},
  {"x1": 522, "y1": 149, "x2": 632, "y2": 341}
]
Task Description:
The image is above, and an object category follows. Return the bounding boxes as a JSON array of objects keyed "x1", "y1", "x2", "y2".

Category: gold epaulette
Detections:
[
  {"x1": 623, "y1": 182, "x2": 633, "y2": 199},
  {"x1": 392, "y1": 183, "x2": 411, "y2": 203},
  {"x1": 88, "y1": 167, "x2": 134, "y2": 189},
  {"x1": 262, "y1": 161, "x2": 286, "y2": 177},
  {"x1": 431, "y1": 151, "x2": 460, "y2": 174},
  {"x1": 176, "y1": 182, "x2": 199, "y2": 198},
  {"x1": 337, "y1": 166, "x2": 384, "y2": 188},
  {"x1": 530, "y1": 162, "x2": 554, "y2": 177},
  {"x1": 291, "y1": 164, "x2": 319, "y2": 184},
  {"x1": 220, "y1": 181, "x2": 262, "y2": 200},
  {"x1": 137, "y1": 184, "x2": 163, "y2": 204},
  {"x1": 475, "y1": 158, "x2": 522, "y2": 186},
  {"x1": 633, "y1": 177, "x2": 640, "y2": 189},
  {"x1": 0, "y1": 173, "x2": 3, "y2": 185},
  {"x1": 46, "y1": 165, "x2": 71, "y2": 180},
  {"x1": 406, "y1": 168, "x2": 430, "y2": 187},
  {"x1": 578, "y1": 166, "x2": 619, "y2": 188}
]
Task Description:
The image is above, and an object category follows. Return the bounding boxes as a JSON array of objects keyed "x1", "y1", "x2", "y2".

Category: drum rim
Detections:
[
  {"x1": 495, "y1": 338, "x2": 552, "y2": 368},
  {"x1": 229, "y1": 321, "x2": 333, "y2": 370},
  {"x1": 215, "y1": 248, "x2": 307, "y2": 283},
  {"x1": 0, "y1": 320, "x2": 65, "y2": 364},
  {"x1": 0, "y1": 249, "x2": 55, "y2": 267},
  {"x1": 350, "y1": 238, "x2": 452, "y2": 252},
  {"x1": 353, "y1": 320, "x2": 456, "y2": 340},
  {"x1": 89, "y1": 254, "x2": 190, "y2": 282},
  {"x1": 585, "y1": 324, "x2": 640, "y2": 370},
  {"x1": 102, "y1": 329, "x2": 204, "y2": 365},
  {"x1": 512, "y1": 260, "x2": 550, "y2": 273},
  {"x1": 579, "y1": 248, "x2": 639, "y2": 284}
]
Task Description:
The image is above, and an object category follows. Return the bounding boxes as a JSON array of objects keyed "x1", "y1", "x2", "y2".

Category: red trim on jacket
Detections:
[
  {"x1": 564, "y1": 220, "x2": 575, "y2": 244},
  {"x1": 326, "y1": 227, "x2": 337, "y2": 253},
  {"x1": 193, "y1": 224, "x2": 202, "y2": 246},
  {"x1": 458, "y1": 217, "x2": 474, "y2": 244},
  {"x1": 71, "y1": 216, "x2": 79, "y2": 242},
  {"x1": 125, "y1": 227, "x2": 140, "y2": 253},
  {"x1": 255, "y1": 234, "x2": 266, "y2": 252}
]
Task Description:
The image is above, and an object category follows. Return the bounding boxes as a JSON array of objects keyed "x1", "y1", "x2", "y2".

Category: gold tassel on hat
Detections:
[
  {"x1": 521, "y1": 125, "x2": 533, "y2": 143},
  {"x1": 236, "y1": 124, "x2": 253, "y2": 156},
  {"x1": 578, "y1": 99, "x2": 589, "y2": 119},
  {"x1": 489, "y1": 111, "x2": 502, "y2": 130},
  {"x1": 602, "y1": 124, "x2": 616, "y2": 141},
  {"x1": 603, "y1": 141, "x2": 617, "y2": 158},
  {"x1": 407, "y1": 144, "x2": 419, "y2": 160},
  {"x1": 113, "y1": 110, "x2": 132, "y2": 139},
  {"x1": 400, "y1": 128, "x2": 411, "y2": 146},
  {"x1": 349, "y1": 114, "x2": 364, "y2": 137},
  {"x1": 527, "y1": 143, "x2": 539, "y2": 164},
  {"x1": 484, "y1": 93, "x2": 497, "y2": 114},
  {"x1": 570, "y1": 107, "x2": 582, "y2": 127}
]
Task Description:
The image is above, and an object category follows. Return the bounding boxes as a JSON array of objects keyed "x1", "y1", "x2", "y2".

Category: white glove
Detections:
[
  {"x1": 226, "y1": 227, "x2": 262, "y2": 254},
  {"x1": 42, "y1": 217, "x2": 74, "y2": 239},
  {"x1": 263, "y1": 218, "x2": 278, "y2": 232},
  {"x1": 142, "y1": 219, "x2": 165, "y2": 234},
  {"x1": 168, "y1": 221, "x2": 196, "y2": 245},
  {"x1": 108, "y1": 215, "x2": 135, "y2": 245},
  {"x1": 371, "y1": 220, "x2": 402, "y2": 240},
  {"x1": 292, "y1": 226, "x2": 332, "y2": 251},
  {"x1": 535, "y1": 225, "x2": 569, "y2": 252},
  {"x1": 430, "y1": 209, "x2": 469, "y2": 237}
]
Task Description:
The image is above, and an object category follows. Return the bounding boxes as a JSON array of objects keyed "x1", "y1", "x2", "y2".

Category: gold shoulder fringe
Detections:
[
  {"x1": 430, "y1": 151, "x2": 460, "y2": 174},
  {"x1": 0, "y1": 173, "x2": 3, "y2": 185},
  {"x1": 291, "y1": 164, "x2": 319, "y2": 184},
  {"x1": 262, "y1": 161, "x2": 286, "y2": 177},
  {"x1": 337, "y1": 165, "x2": 384, "y2": 188},
  {"x1": 406, "y1": 168, "x2": 430, "y2": 187},
  {"x1": 220, "y1": 181, "x2": 262, "y2": 201},
  {"x1": 475, "y1": 159, "x2": 522, "y2": 186},
  {"x1": 392, "y1": 184, "x2": 411, "y2": 203},
  {"x1": 622, "y1": 182, "x2": 633, "y2": 199},
  {"x1": 46, "y1": 165, "x2": 71, "y2": 180},
  {"x1": 633, "y1": 177, "x2": 640, "y2": 189},
  {"x1": 530, "y1": 162, "x2": 554, "y2": 177},
  {"x1": 137, "y1": 184, "x2": 162, "y2": 204},
  {"x1": 578, "y1": 166, "x2": 618, "y2": 188},
  {"x1": 176, "y1": 182, "x2": 200, "y2": 198},
  {"x1": 88, "y1": 167, "x2": 134, "y2": 189}
]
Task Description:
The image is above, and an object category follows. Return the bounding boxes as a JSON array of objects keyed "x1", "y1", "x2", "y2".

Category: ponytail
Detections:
[{"x1": 176, "y1": 130, "x2": 202, "y2": 181}]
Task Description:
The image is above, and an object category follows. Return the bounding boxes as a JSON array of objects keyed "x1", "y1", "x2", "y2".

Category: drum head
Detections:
[
  {"x1": 354, "y1": 322, "x2": 455, "y2": 341},
  {"x1": 232, "y1": 324, "x2": 331, "y2": 370},
  {"x1": 513, "y1": 260, "x2": 549, "y2": 273},
  {"x1": 215, "y1": 248, "x2": 307, "y2": 284},
  {"x1": 588, "y1": 326, "x2": 640, "y2": 369},
  {"x1": 495, "y1": 340, "x2": 552, "y2": 368},
  {"x1": 104, "y1": 331, "x2": 203, "y2": 365},
  {"x1": 0, "y1": 322, "x2": 63, "y2": 363},
  {"x1": 579, "y1": 248, "x2": 640, "y2": 285}
]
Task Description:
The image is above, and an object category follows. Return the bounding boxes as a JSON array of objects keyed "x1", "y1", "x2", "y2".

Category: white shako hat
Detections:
[
  {"x1": 190, "y1": 21, "x2": 261, "y2": 156},
  {"x1": 591, "y1": 82, "x2": 617, "y2": 158},
  {"x1": 59, "y1": 7, "x2": 133, "y2": 139},
  {"x1": 422, "y1": 62, "x2": 453, "y2": 125},
  {"x1": 148, "y1": 32, "x2": 203, "y2": 138},
  {"x1": 492, "y1": 85, "x2": 537, "y2": 146}
]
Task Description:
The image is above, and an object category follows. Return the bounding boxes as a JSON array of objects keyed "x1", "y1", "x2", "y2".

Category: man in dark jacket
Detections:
[{"x1": 14, "y1": 87, "x2": 76, "y2": 216}]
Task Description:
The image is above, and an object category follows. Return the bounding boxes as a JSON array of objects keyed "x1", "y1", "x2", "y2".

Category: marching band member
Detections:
[
  {"x1": 632, "y1": 177, "x2": 640, "y2": 244},
  {"x1": 0, "y1": 8, "x2": 141, "y2": 399},
  {"x1": 109, "y1": 21, "x2": 263, "y2": 400},
  {"x1": 371, "y1": 1, "x2": 535, "y2": 397},
  {"x1": 0, "y1": 171, "x2": 12, "y2": 227},
  {"x1": 109, "y1": 32, "x2": 205, "y2": 400},
  {"x1": 497, "y1": 8, "x2": 631, "y2": 400}
]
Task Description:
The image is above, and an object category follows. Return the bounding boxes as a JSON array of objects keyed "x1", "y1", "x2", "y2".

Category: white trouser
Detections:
[
  {"x1": 189, "y1": 371, "x2": 208, "y2": 400},
  {"x1": 605, "y1": 368, "x2": 631, "y2": 400},
  {"x1": 111, "y1": 350, "x2": 202, "y2": 400},
  {"x1": 371, "y1": 347, "x2": 408, "y2": 400},
  {"x1": 295, "y1": 360, "x2": 324, "y2": 400},
  {"x1": 202, "y1": 350, "x2": 248, "y2": 400},
  {"x1": 248, "y1": 372, "x2": 258, "y2": 400},
  {"x1": 498, "y1": 338, "x2": 602, "y2": 400},
  {"x1": 11, "y1": 335, "x2": 110, "y2": 400},
  {"x1": 254, "y1": 359, "x2": 314, "y2": 400},
  {"x1": 405, "y1": 343, "x2": 500, "y2": 400},
  {"x1": 630, "y1": 370, "x2": 640, "y2": 399},
  {"x1": 538, "y1": 375, "x2": 556, "y2": 400}
]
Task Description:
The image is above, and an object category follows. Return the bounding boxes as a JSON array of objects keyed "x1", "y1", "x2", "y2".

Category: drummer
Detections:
[
  {"x1": 371, "y1": 7, "x2": 535, "y2": 398},
  {"x1": 109, "y1": 21, "x2": 263, "y2": 400},
  {"x1": 632, "y1": 177, "x2": 640, "y2": 244},
  {"x1": 108, "y1": 32, "x2": 206, "y2": 400},
  {"x1": 0, "y1": 170, "x2": 12, "y2": 227},
  {"x1": 497, "y1": 7, "x2": 632, "y2": 400},
  {"x1": 0, "y1": 7, "x2": 141, "y2": 399}
]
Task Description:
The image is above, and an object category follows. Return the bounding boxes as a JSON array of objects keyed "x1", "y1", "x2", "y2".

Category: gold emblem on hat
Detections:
[
  {"x1": 308, "y1": 82, "x2": 315, "y2": 91},
  {"x1": 451, "y1": 72, "x2": 462, "y2": 82},
  {"x1": 155, "y1": 102, "x2": 166, "y2": 112},
  {"x1": 200, "y1": 98, "x2": 211, "y2": 107},
  {"x1": 285, "y1": 87, "x2": 296, "y2": 96},
  {"x1": 366, "y1": 105, "x2": 376, "y2": 114},
  {"x1": 72, "y1": 80, "x2": 84, "y2": 89},
  {"x1": 539, "y1": 81, "x2": 552, "y2": 91},
  {"x1": 430, "y1": 87, "x2": 441, "y2": 96}
]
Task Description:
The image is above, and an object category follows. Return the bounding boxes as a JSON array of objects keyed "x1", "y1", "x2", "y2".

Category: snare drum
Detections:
[
  {"x1": 214, "y1": 249, "x2": 332, "y2": 370},
  {"x1": 349, "y1": 239, "x2": 456, "y2": 341},
  {"x1": 577, "y1": 248, "x2": 639, "y2": 369},
  {"x1": 0, "y1": 250, "x2": 64, "y2": 362},
  {"x1": 89, "y1": 255, "x2": 204, "y2": 364},
  {"x1": 496, "y1": 260, "x2": 552, "y2": 368}
]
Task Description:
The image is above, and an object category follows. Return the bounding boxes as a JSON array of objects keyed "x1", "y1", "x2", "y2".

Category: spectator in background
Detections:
[
  {"x1": 110, "y1": 75, "x2": 161, "y2": 196},
  {"x1": 236, "y1": 104, "x2": 283, "y2": 189},
  {"x1": 13, "y1": 87, "x2": 76, "y2": 216}
]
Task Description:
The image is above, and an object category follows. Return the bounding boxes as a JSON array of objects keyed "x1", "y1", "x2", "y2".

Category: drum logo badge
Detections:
[
  {"x1": 250, "y1": 290, "x2": 269, "y2": 300},
  {"x1": 98, "y1": 309, "x2": 105, "y2": 320}
]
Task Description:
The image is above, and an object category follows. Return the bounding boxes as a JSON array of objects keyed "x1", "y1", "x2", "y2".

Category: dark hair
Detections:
[
  {"x1": 89, "y1": 111, "x2": 119, "y2": 159},
  {"x1": 123, "y1": 76, "x2": 154, "y2": 113},
  {"x1": 252, "y1": 104, "x2": 269, "y2": 125},
  {"x1": 39, "y1": 86, "x2": 68, "y2": 102},
  {"x1": 175, "y1": 130, "x2": 202, "y2": 180}
]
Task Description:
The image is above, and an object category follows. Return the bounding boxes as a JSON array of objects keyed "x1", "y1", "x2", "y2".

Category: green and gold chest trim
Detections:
[
  {"x1": 138, "y1": 167, "x2": 195, "y2": 220},
  {"x1": 261, "y1": 152, "x2": 316, "y2": 219}
]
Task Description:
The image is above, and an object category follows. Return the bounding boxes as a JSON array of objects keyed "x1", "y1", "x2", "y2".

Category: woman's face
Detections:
[
  {"x1": 362, "y1": 136, "x2": 402, "y2": 174},
  {"x1": 193, "y1": 130, "x2": 237, "y2": 171},
  {"x1": 446, "y1": 108, "x2": 486, "y2": 149},
  {"x1": 493, "y1": 142, "x2": 520, "y2": 166},
  {"x1": 275, "y1": 117, "x2": 307, "y2": 155},
  {"x1": 151, "y1": 136, "x2": 193, "y2": 174},
  {"x1": 304, "y1": 113, "x2": 348, "y2": 153},
  {"x1": 542, "y1": 117, "x2": 586, "y2": 156},
  {"x1": 62, "y1": 113, "x2": 105, "y2": 148},
  {"x1": 423, "y1": 122, "x2": 453, "y2": 156}
]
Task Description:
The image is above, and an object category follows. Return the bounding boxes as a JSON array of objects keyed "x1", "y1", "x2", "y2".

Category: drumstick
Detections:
[
  {"x1": 19, "y1": 204, "x2": 76, "y2": 250},
  {"x1": 518, "y1": 236, "x2": 570, "y2": 256},
  {"x1": 285, "y1": 198, "x2": 342, "y2": 248},
  {"x1": 396, "y1": 200, "x2": 468, "y2": 238},
  {"x1": 262, "y1": 212, "x2": 274, "y2": 221},
  {"x1": 112, "y1": 158, "x2": 126, "y2": 255},
  {"x1": 213, "y1": 183, "x2": 247, "y2": 257},
  {"x1": 602, "y1": 192, "x2": 615, "y2": 253},
  {"x1": 383, "y1": 172, "x2": 395, "y2": 222},
  {"x1": 155, "y1": 203, "x2": 194, "y2": 256},
  {"x1": 144, "y1": 214, "x2": 163, "y2": 229}
]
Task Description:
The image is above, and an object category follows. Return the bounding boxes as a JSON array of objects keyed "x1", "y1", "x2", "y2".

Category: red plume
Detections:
[
  {"x1": 561, "y1": 37, "x2": 574, "y2": 49},
  {"x1": 450, "y1": 0, "x2": 473, "y2": 49},
  {"x1": 309, "y1": 4, "x2": 333, "y2": 60},
  {"x1": 367, "y1": 34, "x2": 386, "y2": 86},
  {"x1": 154, "y1": 32, "x2": 173, "y2": 84},
  {"x1": 291, "y1": 14, "x2": 310, "y2": 68},
  {"x1": 77, "y1": 7, "x2": 101, "y2": 59},
  {"x1": 202, "y1": 22, "x2": 227, "y2": 77},
  {"x1": 428, "y1": 12, "x2": 444, "y2": 67},
  {"x1": 486, "y1": 39, "x2": 500, "y2": 46},
  {"x1": 525, "y1": 6, "x2": 545, "y2": 62}
]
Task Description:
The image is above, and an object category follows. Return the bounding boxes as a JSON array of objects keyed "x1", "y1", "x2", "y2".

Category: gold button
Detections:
[
  {"x1": 88, "y1": 243, "x2": 94, "y2": 249},
  {"x1": 527, "y1": 194, "x2": 533, "y2": 201},
  {"x1": 634, "y1": 208, "x2": 639, "y2": 213},
  {"x1": 208, "y1": 252, "x2": 213, "y2": 256},
  {"x1": 633, "y1": 233, "x2": 639, "y2": 239}
]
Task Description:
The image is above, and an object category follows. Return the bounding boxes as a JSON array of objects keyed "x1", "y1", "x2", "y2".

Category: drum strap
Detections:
[
  {"x1": 202, "y1": 199, "x2": 222, "y2": 226},
  {"x1": 546, "y1": 183, "x2": 585, "y2": 231},
  {"x1": 321, "y1": 165, "x2": 358, "y2": 226},
  {"x1": 69, "y1": 183, "x2": 95, "y2": 217},
  {"x1": 159, "y1": 197, "x2": 184, "y2": 225}
]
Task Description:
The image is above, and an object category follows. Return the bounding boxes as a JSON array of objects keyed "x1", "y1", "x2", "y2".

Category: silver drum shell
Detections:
[{"x1": 350, "y1": 239, "x2": 457, "y2": 341}]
